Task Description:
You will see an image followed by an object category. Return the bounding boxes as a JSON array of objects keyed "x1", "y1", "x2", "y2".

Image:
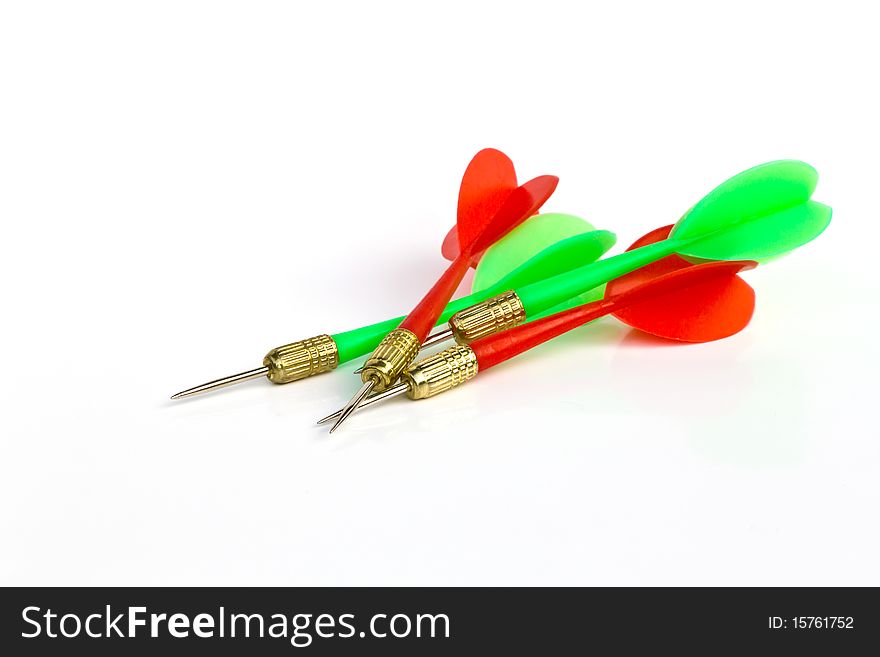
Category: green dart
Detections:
[
  {"x1": 170, "y1": 214, "x2": 616, "y2": 399},
  {"x1": 414, "y1": 160, "x2": 830, "y2": 352}
]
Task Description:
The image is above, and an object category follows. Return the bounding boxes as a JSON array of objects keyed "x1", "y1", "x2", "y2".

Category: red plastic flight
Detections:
[{"x1": 441, "y1": 148, "x2": 550, "y2": 265}]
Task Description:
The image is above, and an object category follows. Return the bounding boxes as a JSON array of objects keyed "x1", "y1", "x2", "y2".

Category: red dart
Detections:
[
  {"x1": 327, "y1": 149, "x2": 559, "y2": 433},
  {"x1": 318, "y1": 257, "x2": 756, "y2": 425}
]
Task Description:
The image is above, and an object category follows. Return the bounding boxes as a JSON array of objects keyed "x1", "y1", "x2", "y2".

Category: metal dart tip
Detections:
[
  {"x1": 316, "y1": 412, "x2": 337, "y2": 425},
  {"x1": 328, "y1": 379, "x2": 376, "y2": 434},
  {"x1": 170, "y1": 366, "x2": 270, "y2": 400},
  {"x1": 353, "y1": 366, "x2": 363, "y2": 375},
  {"x1": 317, "y1": 382, "x2": 409, "y2": 426}
]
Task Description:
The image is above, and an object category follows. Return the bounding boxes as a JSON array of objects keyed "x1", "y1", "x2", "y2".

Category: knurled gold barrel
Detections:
[
  {"x1": 263, "y1": 334, "x2": 339, "y2": 384},
  {"x1": 402, "y1": 344, "x2": 479, "y2": 400},
  {"x1": 449, "y1": 290, "x2": 526, "y2": 344},
  {"x1": 361, "y1": 327, "x2": 421, "y2": 391}
]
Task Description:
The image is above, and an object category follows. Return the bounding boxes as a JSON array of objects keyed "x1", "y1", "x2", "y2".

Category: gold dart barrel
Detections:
[
  {"x1": 359, "y1": 327, "x2": 421, "y2": 391},
  {"x1": 402, "y1": 344, "x2": 479, "y2": 399},
  {"x1": 447, "y1": 290, "x2": 525, "y2": 344},
  {"x1": 263, "y1": 334, "x2": 339, "y2": 383}
]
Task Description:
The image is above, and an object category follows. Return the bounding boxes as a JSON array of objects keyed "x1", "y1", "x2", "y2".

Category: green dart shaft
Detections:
[{"x1": 515, "y1": 239, "x2": 678, "y2": 317}]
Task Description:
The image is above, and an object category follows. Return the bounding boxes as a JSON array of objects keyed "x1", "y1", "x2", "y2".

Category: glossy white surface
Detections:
[{"x1": 1, "y1": 1, "x2": 877, "y2": 585}]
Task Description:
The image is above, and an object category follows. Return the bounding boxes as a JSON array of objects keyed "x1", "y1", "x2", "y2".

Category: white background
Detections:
[{"x1": 1, "y1": 1, "x2": 877, "y2": 586}]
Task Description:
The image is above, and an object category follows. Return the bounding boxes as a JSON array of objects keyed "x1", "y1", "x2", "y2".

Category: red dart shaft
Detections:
[
  {"x1": 471, "y1": 298, "x2": 616, "y2": 370},
  {"x1": 399, "y1": 254, "x2": 472, "y2": 341}
]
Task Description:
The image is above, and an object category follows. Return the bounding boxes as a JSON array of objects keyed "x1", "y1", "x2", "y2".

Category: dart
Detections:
[
  {"x1": 329, "y1": 149, "x2": 560, "y2": 432},
  {"x1": 319, "y1": 158, "x2": 831, "y2": 428},
  {"x1": 317, "y1": 254, "x2": 758, "y2": 424},
  {"x1": 171, "y1": 215, "x2": 614, "y2": 399}
]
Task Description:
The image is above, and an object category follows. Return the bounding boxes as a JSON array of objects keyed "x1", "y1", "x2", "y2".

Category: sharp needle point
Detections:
[
  {"x1": 317, "y1": 382, "x2": 409, "y2": 426},
  {"x1": 171, "y1": 366, "x2": 269, "y2": 400},
  {"x1": 316, "y1": 411, "x2": 339, "y2": 425},
  {"x1": 328, "y1": 379, "x2": 376, "y2": 434},
  {"x1": 353, "y1": 367, "x2": 363, "y2": 375}
]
